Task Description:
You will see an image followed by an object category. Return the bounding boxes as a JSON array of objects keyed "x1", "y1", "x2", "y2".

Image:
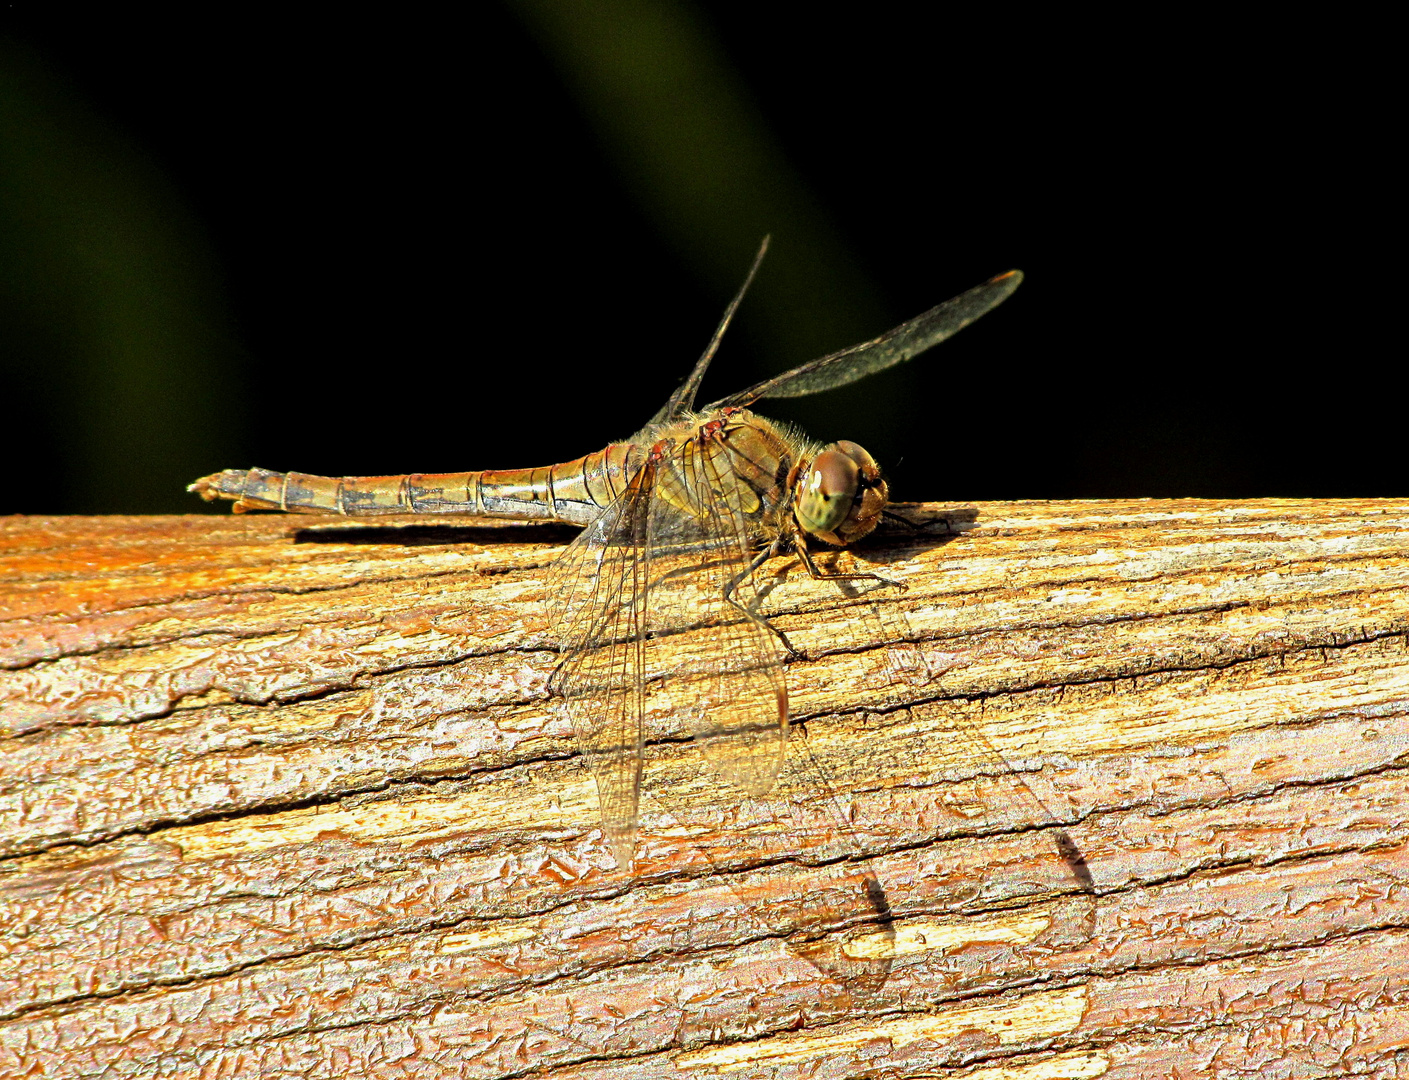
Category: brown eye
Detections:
[
  {"x1": 793, "y1": 440, "x2": 888, "y2": 545},
  {"x1": 831, "y1": 441, "x2": 879, "y2": 477},
  {"x1": 794, "y1": 448, "x2": 861, "y2": 537}
]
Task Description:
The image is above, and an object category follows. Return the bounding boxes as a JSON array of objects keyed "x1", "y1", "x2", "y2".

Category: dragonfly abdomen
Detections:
[{"x1": 188, "y1": 445, "x2": 639, "y2": 524}]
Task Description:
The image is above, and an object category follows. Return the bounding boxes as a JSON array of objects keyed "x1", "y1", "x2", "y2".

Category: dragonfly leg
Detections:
[
  {"x1": 794, "y1": 535, "x2": 907, "y2": 593},
  {"x1": 881, "y1": 506, "x2": 975, "y2": 537},
  {"x1": 880, "y1": 508, "x2": 924, "y2": 531},
  {"x1": 722, "y1": 541, "x2": 800, "y2": 659}
]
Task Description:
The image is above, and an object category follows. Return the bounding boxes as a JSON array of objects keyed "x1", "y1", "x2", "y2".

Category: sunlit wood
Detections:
[{"x1": 2, "y1": 499, "x2": 1407, "y2": 1076}]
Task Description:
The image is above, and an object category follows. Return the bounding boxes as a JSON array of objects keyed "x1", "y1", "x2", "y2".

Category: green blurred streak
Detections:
[
  {"x1": 505, "y1": 0, "x2": 888, "y2": 376},
  {"x1": 0, "y1": 41, "x2": 240, "y2": 513}
]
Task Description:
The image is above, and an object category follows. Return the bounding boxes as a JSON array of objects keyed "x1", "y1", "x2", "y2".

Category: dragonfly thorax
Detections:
[{"x1": 791, "y1": 440, "x2": 888, "y2": 547}]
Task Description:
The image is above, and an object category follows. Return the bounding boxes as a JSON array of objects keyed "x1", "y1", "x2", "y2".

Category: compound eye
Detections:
[
  {"x1": 795, "y1": 448, "x2": 860, "y2": 537},
  {"x1": 831, "y1": 440, "x2": 879, "y2": 476}
]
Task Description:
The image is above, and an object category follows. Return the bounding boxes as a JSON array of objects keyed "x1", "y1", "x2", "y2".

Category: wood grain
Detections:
[{"x1": 2, "y1": 500, "x2": 1407, "y2": 1078}]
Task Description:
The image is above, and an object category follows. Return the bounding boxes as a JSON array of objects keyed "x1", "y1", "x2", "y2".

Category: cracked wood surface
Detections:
[{"x1": 2, "y1": 499, "x2": 1407, "y2": 1079}]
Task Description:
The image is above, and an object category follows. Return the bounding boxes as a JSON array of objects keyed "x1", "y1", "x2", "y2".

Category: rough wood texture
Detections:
[{"x1": 2, "y1": 500, "x2": 1407, "y2": 1079}]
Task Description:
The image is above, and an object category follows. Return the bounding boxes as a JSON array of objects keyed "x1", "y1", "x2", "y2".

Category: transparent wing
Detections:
[
  {"x1": 547, "y1": 464, "x2": 655, "y2": 868},
  {"x1": 548, "y1": 424, "x2": 789, "y2": 868},
  {"x1": 643, "y1": 428, "x2": 788, "y2": 797},
  {"x1": 710, "y1": 269, "x2": 1022, "y2": 409},
  {"x1": 646, "y1": 236, "x2": 771, "y2": 428}
]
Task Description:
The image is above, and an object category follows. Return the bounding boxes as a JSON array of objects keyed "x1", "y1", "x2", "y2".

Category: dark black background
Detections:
[{"x1": 1, "y1": 6, "x2": 1396, "y2": 514}]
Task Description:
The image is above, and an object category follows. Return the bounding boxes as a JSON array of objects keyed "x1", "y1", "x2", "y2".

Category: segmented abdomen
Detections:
[{"x1": 188, "y1": 444, "x2": 636, "y2": 525}]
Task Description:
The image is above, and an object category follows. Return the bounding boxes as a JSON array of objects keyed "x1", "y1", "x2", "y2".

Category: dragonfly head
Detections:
[{"x1": 793, "y1": 440, "x2": 888, "y2": 547}]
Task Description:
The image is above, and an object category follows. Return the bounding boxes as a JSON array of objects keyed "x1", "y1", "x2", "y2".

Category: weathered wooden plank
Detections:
[{"x1": 2, "y1": 500, "x2": 1407, "y2": 1078}]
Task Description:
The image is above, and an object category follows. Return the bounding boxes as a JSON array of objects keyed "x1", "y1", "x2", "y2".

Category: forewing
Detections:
[
  {"x1": 644, "y1": 429, "x2": 787, "y2": 797},
  {"x1": 547, "y1": 465, "x2": 655, "y2": 868},
  {"x1": 710, "y1": 269, "x2": 1022, "y2": 408}
]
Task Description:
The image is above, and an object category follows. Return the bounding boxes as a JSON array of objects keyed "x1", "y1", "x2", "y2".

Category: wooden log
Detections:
[{"x1": 2, "y1": 499, "x2": 1407, "y2": 1078}]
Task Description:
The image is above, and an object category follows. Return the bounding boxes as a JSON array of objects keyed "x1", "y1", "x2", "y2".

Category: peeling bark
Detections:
[{"x1": 2, "y1": 500, "x2": 1407, "y2": 1078}]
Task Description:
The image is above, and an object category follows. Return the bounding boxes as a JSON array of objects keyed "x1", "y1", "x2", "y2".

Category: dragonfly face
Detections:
[{"x1": 791, "y1": 440, "x2": 889, "y2": 548}]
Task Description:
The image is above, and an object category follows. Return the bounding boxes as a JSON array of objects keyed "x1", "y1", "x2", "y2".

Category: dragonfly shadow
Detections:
[
  {"x1": 856, "y1": 503, "x2": 981, "y2": 565},
  {"x1": 882, "y1": 503, "x2": 982, "y2": 532},
  {"x1": 644, "y1": 749, "x2": 901, "y2": 999},
  {"x1": 784, "y1": 505, "x2": 981, "y2": 595},
  {"x1": 286, "y1": 507, "x2": 975, "y2": 556},
  {"x1": 291, "y1": 522, "x2": 580, "y2": 547}
]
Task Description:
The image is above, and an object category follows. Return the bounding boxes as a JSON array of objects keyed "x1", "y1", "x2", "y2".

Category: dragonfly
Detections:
[{"x1": 190, "y1": 240, "x2": 1022, "y2": 871}]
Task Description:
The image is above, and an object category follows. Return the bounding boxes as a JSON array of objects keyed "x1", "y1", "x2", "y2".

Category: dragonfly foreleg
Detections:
[
  {"x1": 794, "y1": 535, "x2": 907, "y2": 593},
  {"x1": 880, "y1": 508, "x2": 924, "y2": 531}
]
